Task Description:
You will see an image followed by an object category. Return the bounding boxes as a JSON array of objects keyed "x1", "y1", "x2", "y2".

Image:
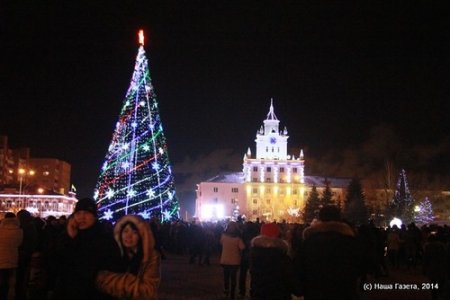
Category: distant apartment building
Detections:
[
  {"x1": 29, "y1": 158, "x2": 71, "y2": 195},
  {"x1": 0, "y1": 135, "x2": 76, "y2": 217}
]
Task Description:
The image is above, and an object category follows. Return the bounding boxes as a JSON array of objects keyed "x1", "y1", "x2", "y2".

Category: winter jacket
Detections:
[
  {"x1": 97, "y1": 215, "x2": 161, "y2": 300},
  {"x1": 52, "y1": 220, "x2": 122, "y2": 300},
  {"x1": 298, "y1": 221, "x2": 363, "y2": 300},
  {"x1": 423, "y1": 239, "x2": 448, "y2": 282},
  {"x1": 250, "y1": 235, "x2": 296, "y2": 300},
  {"x1": 220, "y1": 233, "x2": 245, "y2": 265},
  {"x1": 0, "y1": 218, "x2": 23, "y2": 269}
]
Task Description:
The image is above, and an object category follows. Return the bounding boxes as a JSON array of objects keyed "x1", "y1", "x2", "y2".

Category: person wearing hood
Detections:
[
  {"x1": 51, "y1": 198, "x2": 122, "y2": 300},
  {"x1": 96, "y1": 215, "x2": 160, "y2": 300},
  {"x1": 0, "y1": 213, "x2": 23, "y2": 300},
  {"x1": 297, "y1": 205, "x2": 363, "y2": 300},
  {"x1": 220, "y1": 221, "x2": 245, "y2": 299},
  {"x1": 249, "y1": 222, "x2": 297, "y2": 300}
]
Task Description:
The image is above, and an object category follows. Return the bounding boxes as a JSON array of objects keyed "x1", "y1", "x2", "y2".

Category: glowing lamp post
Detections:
[{"x1": 18, "y1": 168, "x2": 35, "y2": 196}]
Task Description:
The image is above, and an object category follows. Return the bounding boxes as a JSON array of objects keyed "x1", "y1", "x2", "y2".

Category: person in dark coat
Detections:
[
  {"x1": 422, "y1": 234, "x2": 448, "y2": 300},
  {"x1": 51, "y1": 198, "x2": 123, "y2": 300},
  {"x1": 15, "y1": 209, "x2": 38, "y2": 300},
  {"x1": 297, "y1": 205, "x2": 363, "y2": 300},
  {"x1": 249, "y1": 222, "x2": 297, "y2": 300},
  {"x1": 238, "y1": 221, "x2": 259, "y2": 297}
]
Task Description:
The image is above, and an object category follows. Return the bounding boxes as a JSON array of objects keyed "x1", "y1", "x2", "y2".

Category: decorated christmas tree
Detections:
[
  {"x1": 94, "y1": 30, "x2": 179, "y2": 221},
  {"x1": 389, "y1": 169, "x2": 414, "y2": 224},
  {"x1": 414, "y1": 197, "x2": 434, "y2": 225}
]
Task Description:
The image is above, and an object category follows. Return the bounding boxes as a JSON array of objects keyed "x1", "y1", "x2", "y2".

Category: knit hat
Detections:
[
  {"x1": 74, "y1": 198, "x2": 97, "y2": 215},
  {"x1": 260, "y1": 223, "x2": 280, "y2": 238}
]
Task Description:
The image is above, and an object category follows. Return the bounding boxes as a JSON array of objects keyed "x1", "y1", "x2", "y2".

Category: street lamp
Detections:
[
  {"x1": 18, "y1": 168, "x2": 35, "y2": 196},
  {"x1": 10, "y1": 168, "x2": 36, "y2": 211}
]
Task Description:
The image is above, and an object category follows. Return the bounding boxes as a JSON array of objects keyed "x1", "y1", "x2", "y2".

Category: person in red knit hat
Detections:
[{"x1": 249, "y1": 222, "x2": 298, "y2": 299}]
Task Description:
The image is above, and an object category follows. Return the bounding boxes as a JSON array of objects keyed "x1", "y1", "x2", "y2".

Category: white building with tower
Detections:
[{"x1": 195, "y1": 100, "x2": 350, "y2": 222}]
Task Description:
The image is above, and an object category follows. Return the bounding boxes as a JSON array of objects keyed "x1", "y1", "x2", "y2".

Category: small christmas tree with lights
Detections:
[
  {"x1": 389, "y1": 169, "x2": 414, "y2": 224},
  {"x1": 94, "y1": 30, "x2": 179, "y2": 222},
  {"x1": 414, "y1": 197, "x2": 434, "y2": 225}
]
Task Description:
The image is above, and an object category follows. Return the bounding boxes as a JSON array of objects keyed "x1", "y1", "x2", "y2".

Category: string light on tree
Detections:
[
  {"x1": 414, "y1": 197, "x2": 434, "y2": 225},
  {"x1": 94, "y1": 30, "x2": 180, "y2": 221}
]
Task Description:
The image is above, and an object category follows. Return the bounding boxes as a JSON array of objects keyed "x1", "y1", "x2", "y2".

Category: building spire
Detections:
[{"x1": 266, "y1": 98, "x2": 278, "y2": 120}]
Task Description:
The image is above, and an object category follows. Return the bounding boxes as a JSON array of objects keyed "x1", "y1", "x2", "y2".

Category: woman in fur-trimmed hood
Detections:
[{"x1": 97, "y1": 215, "x2": 160, "y2": 300}]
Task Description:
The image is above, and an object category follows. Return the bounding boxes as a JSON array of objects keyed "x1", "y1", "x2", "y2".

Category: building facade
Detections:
[
  {"x1": 0, "y1": 192, "x2": 77, "y2": 218},
  {"x1": 196, "y1": 101, "x2": 350, "y2": 222},
  {"x1": 0, "y1": 135, "x2": 76, "y2": 217},
  {"x1": 29, "y1": 158, "x2": 71, "y2": 195}
]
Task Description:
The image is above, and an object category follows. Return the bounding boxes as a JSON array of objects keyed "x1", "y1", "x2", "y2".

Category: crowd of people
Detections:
[{"x1": 0, "y1": 201, "x2": 450, "y2": 300}]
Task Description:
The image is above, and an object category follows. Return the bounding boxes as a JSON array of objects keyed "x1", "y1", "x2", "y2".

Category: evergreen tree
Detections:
[
  {"x1": 304, "y1": 185, "x2": 320, "y2": 223},
  {"x1": 414, "y1": 197, "x2": 434, "y2": 225},
  {"x1": 320, "y1": 179, "x2": 334, "y2": 207},
  {"x1": 94, "y1": 31, "x2": 179, "y2": 222},
  {"x1": 343, "y1": 177, "x2": 368, "y2": 225},
  {"x1": 389, "y1": 169, "x2": 414, "y2": 224}
]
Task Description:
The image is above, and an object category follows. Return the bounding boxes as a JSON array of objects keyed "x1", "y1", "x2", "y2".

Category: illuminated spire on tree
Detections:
[{"x1": 94, "y1": 30, "x2": 179, "y2": 222}]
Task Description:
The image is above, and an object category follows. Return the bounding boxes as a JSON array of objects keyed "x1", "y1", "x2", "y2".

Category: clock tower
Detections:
[{"x1": 255, "y1": 99, "x2": 288, "y2": 160}]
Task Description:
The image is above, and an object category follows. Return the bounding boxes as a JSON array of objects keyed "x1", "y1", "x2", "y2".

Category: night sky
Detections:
[{"x1": 2, "y1": 2, "x2": 448, "y2": 212}]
